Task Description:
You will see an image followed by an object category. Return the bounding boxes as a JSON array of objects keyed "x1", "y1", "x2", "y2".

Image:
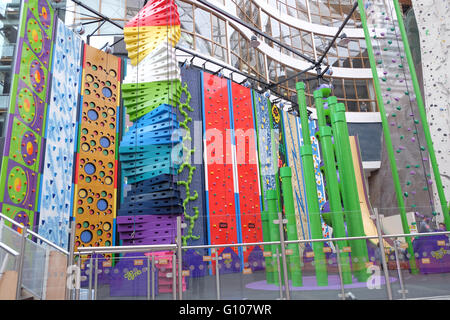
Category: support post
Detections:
[
  {"x1": 314, "y1": 90, "x2": 352, "y2": 284},
  {"x1": 392, "y1": 0, "x2": 449, "y2": 227},
  {"x1": 267, "y1": 190, "x2": 282, "y2": 284},
  {"x1": 277, "y1": 211, "x2": 291, "y2": 300},
  {"x1": 280, "y1": 167, "x2": 302, "y2": 287},
  {"x1": 176, "y1": 216, "x2": 183, "y2": 300},
  {"x1": 15, "y1": 227, "x2": 27, "y2": 300},
  {"x1": 373, "y1": 208, "x2": 393, "y2": 300},
  {"x1": 356, "y1": 0, "x2": 418, "y2": 274},
  {"x1": 296, "y1": 82, "x2": 328, "y2": 286},
  {"x1": 261, "y1": 210, "x2": 274, "y2": 284}
]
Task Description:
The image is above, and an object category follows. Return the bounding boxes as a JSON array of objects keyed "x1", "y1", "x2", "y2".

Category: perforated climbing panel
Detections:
[{"x1": 72, "y1": 44, "x2": 121, "y2": 253}]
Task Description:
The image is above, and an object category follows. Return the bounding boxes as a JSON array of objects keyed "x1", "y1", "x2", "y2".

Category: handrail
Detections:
[
  {"x1": 75, "y1": 243, "x2": 177, "y2": 255},
  {"x1": 0, "y1": 212, "x2": 69, "y2": 256},
  {"x1": 70, "y1": 230, "x2": 450, "y2": 255},
  {"x1": 0, "y1": 241, "x2": 19, "y2": 257}
]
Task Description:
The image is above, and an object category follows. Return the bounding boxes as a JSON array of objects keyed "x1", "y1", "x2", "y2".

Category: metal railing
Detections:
[
  {"x1": 0, "y1": 212, "x2": 70, "y2": 299},
  {"x1": 2, "y1": 209, "x2": 449, "y2": 300},
  {"x1": 69, "y1": 211, "x2": 450, "y2": 301}
]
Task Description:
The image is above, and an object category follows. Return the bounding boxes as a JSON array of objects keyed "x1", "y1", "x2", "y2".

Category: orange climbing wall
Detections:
[
  {"x1": 230, "y1": 82, "x2": 263, "y2": 267},
  {"x1": 73, "y1": 44, "x2": 121, "y2": 254},
  {"x1": 203, "y1": 73, "x2": 239, "y2": 260}
]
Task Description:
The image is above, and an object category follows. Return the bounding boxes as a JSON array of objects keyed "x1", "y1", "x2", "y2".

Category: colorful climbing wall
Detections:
[
  {"x1": 282, "y1": 110, "x2": 311, "y2": 247},
  {"x1": 202, "y1": 72, "x2": 241, "y2": 272},
  {"x1": 72, "y1": 44, "x2": 121, "y2": 251},
  {"x1": 123, "y1": 0, "x2": 181, "y2": 66},
  {"x1": 252, "y1": 92, "x2": 277, "y2": 210},
  {"x1": 0, "y1": 0, "x2": 56, "y2": 231},
  {"x1": 230, "y1": 82, "x2": 263, "y2": 270},
  {"x1": 364, "y1": 1, "x2": 435, "y2": 218},
  {"x1": 271, "y1": 104, "x2": 287, "y2": 212},
  {"x1": 117, "y1": 0, "x2": 183, "y2": 259},
  {"x1": 411, "y1": 0, "x2": 450, "y2": 224},
  {"x1": 37, "y1": 19, "x2": 83, "y2": 249},
  {"x1": 178, "y1": 65, "x2": 207, "y2": 248}
]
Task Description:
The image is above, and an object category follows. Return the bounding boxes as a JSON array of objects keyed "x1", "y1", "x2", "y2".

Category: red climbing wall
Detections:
[
  {"x1": 230, "y1": 83, "x2": 263, "y2": 267},
  {"x1": 203, "y1": 73, "x2": 239, "y2": 259}
]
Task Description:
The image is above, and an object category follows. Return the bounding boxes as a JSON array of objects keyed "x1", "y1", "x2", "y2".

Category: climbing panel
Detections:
[
  {"x1": 38, "y1": 19, "x2": 83, "y2": 248},
  {"x1": 72, "y1": 44, "x2": 121, "y2": 253},
  {"x1": 282, "y1": 110, "x2": 311, "y2": 248},
  {"x1": 202, "y1": 72, "x2": 240, "y2": 272},
  {"x1": 0, "y1": 0, "x2": 56, "y2": 231},
  {"x1": 230, "y1": 82, "x2": 264, "y2": 271}
]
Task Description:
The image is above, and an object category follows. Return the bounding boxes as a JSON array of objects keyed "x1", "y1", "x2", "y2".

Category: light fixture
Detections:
[
  {"x1": 337, "y1": 32, "x2": 350, "y2": 46},
  {"x1": 74, "y1": 23, "x2": 85, "y2": 35},
  {"x1": 250, "y1": 35, "x2": 260, "y2": 48}
]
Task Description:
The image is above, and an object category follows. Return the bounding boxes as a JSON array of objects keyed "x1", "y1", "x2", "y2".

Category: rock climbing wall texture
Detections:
[
  {"x1": 365, "y1": 0, "x2": 435, "y2": 218},
  {"x1": 271, "y1": 104, "x2": 287, "y2": 211},
  {"x1": 123, "y1": 0, "x2": 180, "y2": 66},
  {"x1": 37, "y1": 20, "x2": 83, "y2": 248},
  {"x1": 72, "y1": 44, "x2": 121, "y2": 252},
  {"x1": 282, "y1": 110, "x2": 310, "y2": 248},
  {"x1": 230, "y1": 82, "x2": 264, "y2": 271},
  {"x1": 202, "y1": 72, "x2": 241, "y2": 273},
  {"x1": 252, "y1": 92, "x2": 277, "y2": 210},
  {"x1": 117, "y1": 0, "x2": 183, "y2": 264},
  {"x1": 178, "y1": 65, "x2": 207, "y2": 248},
  {"x1": 0, "y1": 0, "x2": 56, "y2": 231},
  {"x1": 411, "y1": 0, "x2": 450, "y2": 222},
  {"x1": 35, "y1": 19, "x2": 83, "y2": 248}
]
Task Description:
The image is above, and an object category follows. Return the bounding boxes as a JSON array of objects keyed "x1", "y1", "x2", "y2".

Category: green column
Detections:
[
  {"x1": 314, "y1": 90, "x2": 352, "y2": 284},
  {"x1": 267, "y1": 190, "x2": 282, "y2": 285},
  {"x1": 261, "y1": 210, "x2": 275, "y2": 284},
  {"x1": 296, "y1": 82, "x2": 328, "y2": 286},
  {"x1": 392, "y1": 0, "x2": 449, "y2": 227},
  {"x1": 280, "y1": 167, "x2": 303, "y2": 286},
  {"x1": 328, "y1": 97, "x2": 369, "y2": 281},
  {"x1": 356, "y1": 0, "x2": 418, "y2": 274}
]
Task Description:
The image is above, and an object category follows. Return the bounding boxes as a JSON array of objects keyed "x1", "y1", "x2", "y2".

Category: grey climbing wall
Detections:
[
  {"x1": 364, "y1": 0, "x2": 435, "y2": 219},
  {"x1": 411, "y1": 0, "x2": 450, "y2": 224}
]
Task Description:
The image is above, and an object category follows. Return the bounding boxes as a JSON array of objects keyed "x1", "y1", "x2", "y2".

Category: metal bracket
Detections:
[{"x1": 273, "y1": 218, "x2": 288, "y2": 225}]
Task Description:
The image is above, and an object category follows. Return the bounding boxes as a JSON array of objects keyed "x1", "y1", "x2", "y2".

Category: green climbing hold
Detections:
[
  {"x1": 406, "y1": 181, "x2": 411, "y2": 185},
  {"x1": 404, "y1": 192, "x2": 408, "y2": 197}
]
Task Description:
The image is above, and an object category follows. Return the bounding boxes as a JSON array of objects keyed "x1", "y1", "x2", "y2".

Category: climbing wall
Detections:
[
  {"x1": 271, "y1": 104, "x2": 287, "y2": 211},
  {"x1": 0, "y1": 0, "x2": 56, "y2": 231},
  {"x1": 72, "y1": 44, "x2": 121, "y2": 252},
  {"x1": 230, "y1": 82, "x2": 263, "y2": 271},
  {"x1": 178, "y1": 65, "x2": 207, "y2": 248},
  {"x1": 202, "y1": 72, "x2": 241, "y2": 273},
  {"x1": 411, "y1": 0, "x2": 450, "y2": 223},
  {"x1": 364, "y1": 1, "x2": 435, "y2": 218},
  {"x1": 117, "y1": 0, "x2": 184, "y2": 268},
  {"x1": 282, "y1": 110, "x2": 311, "y2": 247},
  {"x1": 38, "y1": 19, "x2": 83, "y2": 249},
  {"x1": 252, "y1": 92, "x2": 277, "y2": 210}
]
